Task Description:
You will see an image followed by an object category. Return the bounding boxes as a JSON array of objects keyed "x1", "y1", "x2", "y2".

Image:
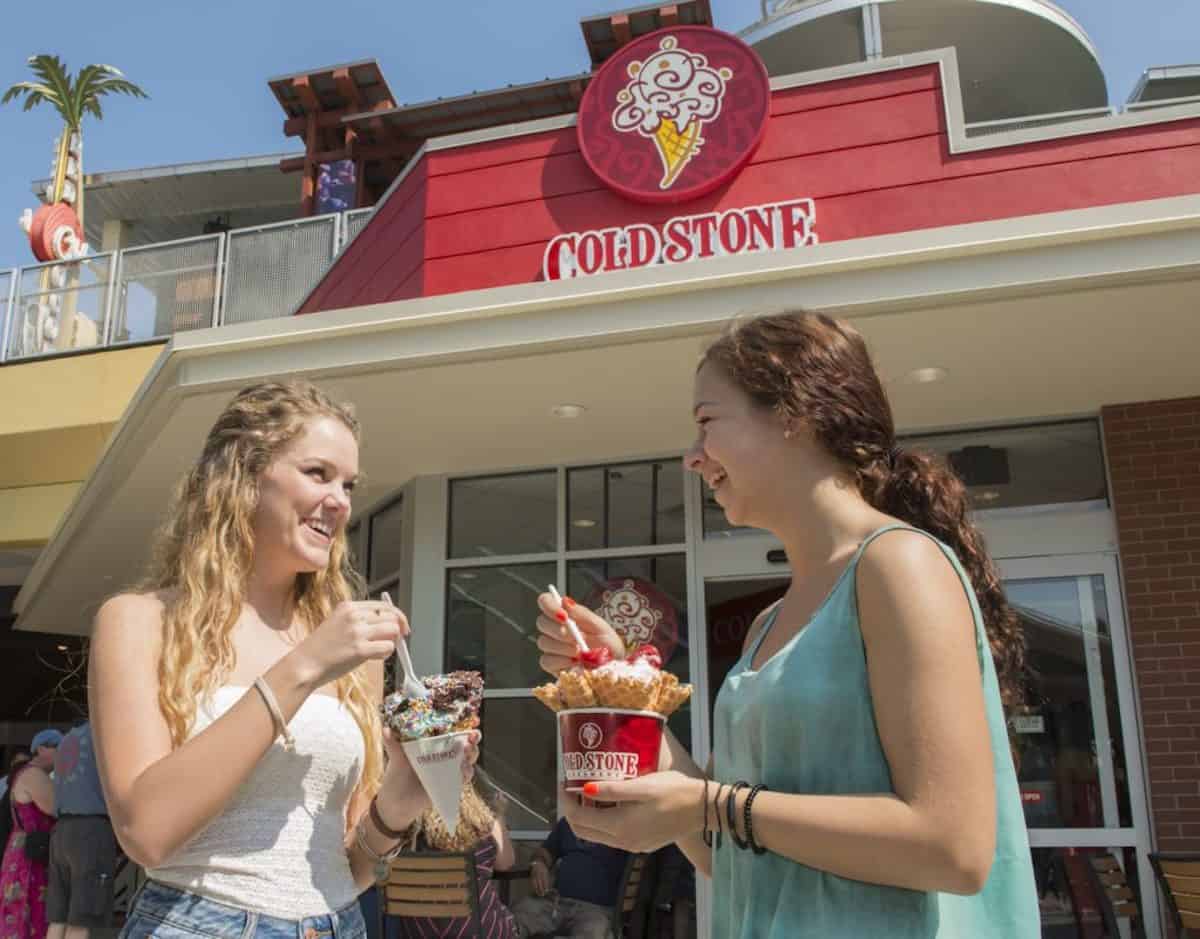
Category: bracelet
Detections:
[
  {"x1": 369, "y1": 796, "x2": 408, "y2": 841},
  {"x1": 355, "y1": 817, "x2": 403, "y2": 866},
  {"x1": 701, "y1": 778, "x2": 713, "y2": 848},
  {"x1": 252, "y1": 677, "x2": 295, "y2": 751},
  {"x1": 726, "y1": 781, "x2": 750, "y2": 850},
  {"x1": 744, "y1": 784, "x2": 768, "y2": 855}
]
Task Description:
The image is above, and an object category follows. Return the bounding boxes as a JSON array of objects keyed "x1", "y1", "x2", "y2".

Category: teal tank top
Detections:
[{"x1": 711, "y1": 524, "x2": 1040, "y2": 938}]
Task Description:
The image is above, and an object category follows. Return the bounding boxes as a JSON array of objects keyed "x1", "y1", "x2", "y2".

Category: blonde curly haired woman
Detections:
[
  {"x1": 392, "y1": 773, "x2": 518, "y2": 938},
  {"x1": 88, "y1": 380, "x2": 480, "y2": 939}
]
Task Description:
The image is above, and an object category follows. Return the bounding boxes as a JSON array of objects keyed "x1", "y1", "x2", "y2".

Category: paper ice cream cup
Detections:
[
  {"x1": 403, "y1": 730, "x2": 470, "y2": 831},
  {"x1": 558, "y1": 708, "x2": 665, "y2": 794}
]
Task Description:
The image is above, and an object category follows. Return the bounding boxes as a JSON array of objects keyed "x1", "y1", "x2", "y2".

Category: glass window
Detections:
[
  {"x1": 567, "y1": 553, "x2": 691, "y2": 750},
  {"x1": 368, "y1": 496, "x2": 404, "y2": 583},
  {"x1": 902, "y1": 420, "x2": 1106, "y2": 512},
  {"x1": 1007, "y1": 575, "x2": 1132, "y2": 830},
  {"x1": 345, "y1": 522, "x2": 365, "y2": 580},
  {"x1": 449, "y1": 472, "x2": 556, "y2": 559},
  {"x1": 445, "y1": 563, "x2": 554, "y2": 689},
  {"x1": 568, "y1": 460, "x2": 685, "y2": 550},
  {"x1": 479, "y1": 698, "x2": 558, "y2": 833}
]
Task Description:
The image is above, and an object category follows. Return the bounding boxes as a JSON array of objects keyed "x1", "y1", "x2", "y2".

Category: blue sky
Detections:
[{"x1": 0, "y1": 0, "x2": 1196, "y2": 267}]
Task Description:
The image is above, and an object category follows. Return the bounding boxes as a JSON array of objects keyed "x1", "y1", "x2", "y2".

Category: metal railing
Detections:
[
  {"x1": 4, "y1": 254, "x2": 115, "y2": 361},
  {"x1": 0, "y1": 206, "x2": 371, "y2": 365},
  {"x1": 222, "y1": 215, "x2": 339, "y2": 326}
]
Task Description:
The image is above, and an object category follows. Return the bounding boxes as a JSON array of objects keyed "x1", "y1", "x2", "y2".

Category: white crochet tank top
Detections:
[{"x1": 148, "y1": 686, "x2": 364, "y2": 918}]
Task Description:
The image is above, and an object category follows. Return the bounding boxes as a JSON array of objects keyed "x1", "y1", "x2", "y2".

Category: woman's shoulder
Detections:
[
  {"x1": 95, "y1": 590, "x2": 172, "y2": 634},
  {"x1": 12, "y1": 764, "x2": 50, "y2": 799}
]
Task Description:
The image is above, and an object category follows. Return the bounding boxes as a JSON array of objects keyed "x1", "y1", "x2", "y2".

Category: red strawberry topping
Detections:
[
  {"x1": 627, "y1": 644, "x2": 663, "y2": 669},
  {"x1": 574, "y1": 646, "x2": 613, "y2": 669}
]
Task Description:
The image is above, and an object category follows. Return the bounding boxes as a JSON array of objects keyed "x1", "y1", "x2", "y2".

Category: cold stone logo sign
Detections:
[
  {"x1": 561, "y1": 720, "x2": 639, "y2": 782},
  {"x1": 547, "y1": 27, "x2": 818, "y2": 281},
  {"x1": 543, "y1": 198, "x2": 818, "y2": 281}
]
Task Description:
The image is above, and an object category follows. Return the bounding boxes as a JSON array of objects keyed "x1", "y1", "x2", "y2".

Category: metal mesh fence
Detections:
[
  {"x1": 342, "y1": 209, "x2": 373, "y2": 248},
  {"x1": 112, "y1": 236, "x2": 222, "y2": 344},
  {"x1": 6, "y1": 255, "x2": 113, "y2": 360},
  {"x1": 222, "y1": 216, "x2": 338, "y2": 325}
]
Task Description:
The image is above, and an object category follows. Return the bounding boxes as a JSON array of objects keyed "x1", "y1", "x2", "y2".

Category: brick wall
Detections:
[{"x1": 1103, "y1": 396, "x2": 1200, "y2": 851}]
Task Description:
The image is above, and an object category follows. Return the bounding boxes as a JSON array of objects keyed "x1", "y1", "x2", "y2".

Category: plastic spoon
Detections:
[
  {"x1": 382, "y1": 592, "x2": 429, "y2": 700},
  {"x1": 547, "y1": 584, "x2": 589, "y2": 653}
]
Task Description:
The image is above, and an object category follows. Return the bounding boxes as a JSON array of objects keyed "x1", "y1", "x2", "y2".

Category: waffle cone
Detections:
[
  {"x1": 532, "y1": 683, "x2": 564, "y2": 713},
  {"x1": 651, "y1": 672, "x2": 693, "y2": 717},
  {"x1": 653, "y1": 119, "x2": 702, "y2": 189},
  {"x1": 590, "y1": 671, "x2": 658, "y2": 711},
  {"x1": 558, "y1": 668, "x2": 597, "y2": 708}
]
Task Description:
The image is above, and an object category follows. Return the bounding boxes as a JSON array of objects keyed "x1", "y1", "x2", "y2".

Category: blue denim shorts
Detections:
[{"x1": 120, "y1": 881, "x2": 368, "y2": 939}]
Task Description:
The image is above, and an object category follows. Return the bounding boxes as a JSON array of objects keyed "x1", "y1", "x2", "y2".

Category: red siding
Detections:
[
  {"x1": 1103, "y1": 398, "x2": 1200, "y2": 852},
  {"x1": 301, "y1": 62, "x2": 1200, "y2": 314}
]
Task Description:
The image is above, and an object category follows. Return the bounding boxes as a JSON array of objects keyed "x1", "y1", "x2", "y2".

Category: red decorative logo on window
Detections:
[{"x1": 577, "y1": 26, "x2": 771, "y2": 204}]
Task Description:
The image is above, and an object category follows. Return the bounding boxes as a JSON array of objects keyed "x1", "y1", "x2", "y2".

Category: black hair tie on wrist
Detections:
[
  {"x1": 726, "y1": 781, "x2": 750, "y2": 850},
  {"x1": 744, "y1": 784, "x2": 769, "y2": 855}
]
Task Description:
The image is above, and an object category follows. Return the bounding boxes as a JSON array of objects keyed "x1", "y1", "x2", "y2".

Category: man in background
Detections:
[{"x1": 46, "y1": 721, "x2": 117, "y2": 939}]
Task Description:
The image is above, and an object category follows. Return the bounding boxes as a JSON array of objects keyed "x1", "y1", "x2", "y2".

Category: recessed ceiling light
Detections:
[
  {"x1": 975, "y1": 490, "x2": 1001, "y2": 503},
  {"x1": 457, "y1": 571, "x2": 478, "y2": 580},
  {"x1": 572, "y1": 518, "x2": 597, "y2": 528},
  {"x1": 56, "y1": 644, "x2": 68, "y2": 651},
  {"x1": 552, "y1": 404, "x2": 587, "y2": 419},
  {"x1": 904, "y1": 367, "x2": 948, "y2": 384}
]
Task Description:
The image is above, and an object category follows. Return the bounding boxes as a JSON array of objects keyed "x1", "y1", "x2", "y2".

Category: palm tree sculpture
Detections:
[{"x1": 4, "y1": 54, "x2": 148, "y2": 261}]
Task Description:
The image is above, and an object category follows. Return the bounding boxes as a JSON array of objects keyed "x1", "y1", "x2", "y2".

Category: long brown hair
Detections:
[
  {"x1": 138, "y1": 379, "x2": 383, "y2": 802},
  {"x1": 702, "y1": 312, "x2": 1025, "y2": 708}
]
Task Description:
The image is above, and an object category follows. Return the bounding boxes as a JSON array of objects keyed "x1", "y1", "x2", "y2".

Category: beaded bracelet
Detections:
[
  {"x1": 725, "y1": 781, "x2": 750, "y2": 850},
  {"x1": 743, "y1": 784, "x2": 769, "y2": 855}
]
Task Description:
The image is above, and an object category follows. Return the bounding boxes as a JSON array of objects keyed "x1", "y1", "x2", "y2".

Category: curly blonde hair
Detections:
[
  {"x1": 404, "y1": 779, "x2": 497, "y2": 853},
  {"x1": 138, "y1": 379, "x2": 383, "y2": 805}
]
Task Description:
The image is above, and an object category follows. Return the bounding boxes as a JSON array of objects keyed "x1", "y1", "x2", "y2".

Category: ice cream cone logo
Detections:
[
  {"x1": 580, "y1": 722, "x2": 604, "y2": 750},
  {"x1": 612, "y1": 36, "x2": 733, "y2": 191}
]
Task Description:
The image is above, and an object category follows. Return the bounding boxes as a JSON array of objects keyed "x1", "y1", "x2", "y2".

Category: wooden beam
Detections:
[
  {"x1": 293, "y1": 76, "x2": 321, "y2": 114},
  {"x1": 568, "y1": 79, "x2": 584, "y2": 105},
  {"x1": 283, "y1": 99, "x2": 396, "y2": 137},
  {"x1": 611, "y1": 13, "x2": 633, "y2": 47},
  {"x1": 301, "y1": 113, "x2": 319, "y2": 215},
  {"x1": 660, "y1": 4, "x2": 679, "y2": 27},
  {"x1": 280, "y1": 141, "x2": 419, "y2": 173},
  {"x1": 333, "y1": 67, "x2": 361, "y2": 110}
]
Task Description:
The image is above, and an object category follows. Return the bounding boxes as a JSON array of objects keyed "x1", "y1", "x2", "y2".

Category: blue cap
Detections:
[{"x1": 30, "y1": 729, "x2": 63, "y2": 751}]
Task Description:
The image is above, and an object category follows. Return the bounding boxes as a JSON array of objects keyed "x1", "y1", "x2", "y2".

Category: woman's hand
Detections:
[
  {"x1": 535, "y1": 593, "x2": 625, "y2": 676},
  {"x1": 530, "y1": 857, "x2": 553, "y2": 896},
  {"x1": 376, "y1": 727, "x2": 482, "y2": 819},
  {"x1": 290, "y1": 600, "x2": 406, "y2": 689},
  {"x1": 561, "y1": 771, "x2": 704, "y2": 854}
]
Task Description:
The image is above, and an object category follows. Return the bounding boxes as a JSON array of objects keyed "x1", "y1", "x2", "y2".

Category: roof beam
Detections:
[{"x1": 293, "y1": 76, "x2": 321, "y2": 114}]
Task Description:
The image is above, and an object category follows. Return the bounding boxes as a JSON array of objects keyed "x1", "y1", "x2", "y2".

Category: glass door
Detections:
[{"x1": 1001, "y1": 554, "x2": 1157, "y2": 939}]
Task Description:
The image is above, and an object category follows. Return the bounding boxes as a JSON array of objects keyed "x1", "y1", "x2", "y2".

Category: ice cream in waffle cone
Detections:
[
  {"x1": 651, "y1": 670, "x2": 693, "y2": 717},
  {"x1": 590, "y1": 660, "x2": 660, "y2": 711},
  {"x1": 532, "y1": 682, "x2": 564, "y2": 713},
  {"x1": 653, "y1": 119, "x2": 702, "y2": 189},
  {"x1": 558, "y1": 668, "x2": 598, "y2": 708}
]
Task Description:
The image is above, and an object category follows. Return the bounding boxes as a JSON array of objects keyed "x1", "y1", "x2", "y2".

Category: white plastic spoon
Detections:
[
  {"x1": 547, "y1": 584, "x2": 589, "y2": 653},
  {"x1": 382, "y1": 592, "x2": 429, "y2": 699}
]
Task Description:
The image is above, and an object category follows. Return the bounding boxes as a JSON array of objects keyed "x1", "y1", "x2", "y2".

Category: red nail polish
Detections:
[
  {"x1": 555, "y1": 611, "x2": 568, "y2": 623},
  {"x1": 583, "y1": 782, "x2": 600, "y2": 797},
  {"x1": 563, "y1": 596, "x2": 576, "y2": 609}
]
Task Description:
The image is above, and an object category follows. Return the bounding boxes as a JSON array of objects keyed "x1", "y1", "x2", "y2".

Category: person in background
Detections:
[
  {"x1": 46, "y1": 721, "x2": 118, "y2": 939},
  {"x1": 511, "y1": 816, "x2": 629, "y2": 939},
  {"x1": 389, "y1": 773, "x2": 518, "y2": 938},
  {"x1": 0, "y1": 728, "x2": 61, "y2": 938},
  {"x1": 0, "y1": 749, "x2": 32, "y2": 801}
]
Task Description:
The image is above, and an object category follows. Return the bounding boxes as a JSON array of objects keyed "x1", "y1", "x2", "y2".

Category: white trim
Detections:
[
  {"x1": 407, "y1": 475, "x2": 447, "y2": 676},
  {"x1": 424, "y1": 112, "x2": 578, "y2": 153},
  {"x1": 1127, "y1": 64, "x2": 1200, "y2": 104},
  {"x1": 861, "y1": 2, "x2": 883, "y2": 59},
  {"x1": 32, "y1": 152, "x2": 301, "y2": 194}
]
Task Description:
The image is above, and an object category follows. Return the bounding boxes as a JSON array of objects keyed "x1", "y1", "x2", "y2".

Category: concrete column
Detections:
[{"x1": 99, "y1": 219, "x2": 131, "y2": 253}]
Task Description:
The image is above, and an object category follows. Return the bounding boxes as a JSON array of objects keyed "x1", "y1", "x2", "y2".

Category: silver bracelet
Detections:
[
  {"x1": 355, "y1": 816, "x2": 403, "y2": 871},
  {"x1": 253, "y1": 676, "x2": 295, "y2": 751}
]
